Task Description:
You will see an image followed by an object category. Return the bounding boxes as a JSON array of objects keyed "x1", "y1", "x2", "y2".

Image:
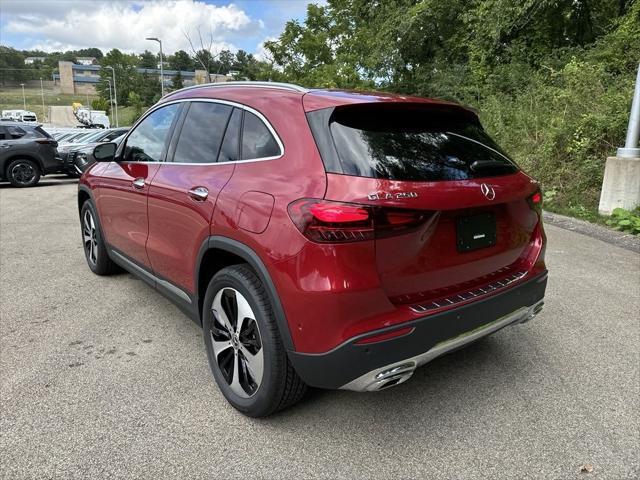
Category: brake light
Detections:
[
  {"x1": 528, "y1": 189, "x2": 542, "y2": 214},
  {"x1": 288, "y1": 199, "x2": 429, "y2": 243}
]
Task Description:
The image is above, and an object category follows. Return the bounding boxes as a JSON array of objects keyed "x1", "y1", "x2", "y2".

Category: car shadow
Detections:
[{"x1": 0, "y1": 176, "x2": 78, "y2": 189}]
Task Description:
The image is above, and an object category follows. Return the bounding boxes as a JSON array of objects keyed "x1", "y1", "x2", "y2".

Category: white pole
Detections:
[
  {"x1": 146, "y1": 37, "x2": 164, "y2": 97},
  {"x1": 106, "y1": 79, "x2": 113, "y2": 126},
  {"x1": 107, "y1": 66, "x2": 119, "y2": 127},
  {"x1": 20, "y1": 83, "x2": 26, "y2": 110},
  {"x1": 40, "y1": 78, "x2": 46, "y2": 122},
  {"x1": 617, "y1": 63, "x2": 640, "y2": 158}
]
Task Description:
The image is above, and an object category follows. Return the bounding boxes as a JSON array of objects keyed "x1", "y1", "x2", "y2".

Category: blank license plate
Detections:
[{"x1": 457, "y1": 213, "x2": 497, "y2": 252}]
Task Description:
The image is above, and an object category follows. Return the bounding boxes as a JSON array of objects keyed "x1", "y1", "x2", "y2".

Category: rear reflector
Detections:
[
  {"x1": 355, "y1": 327, "x2": 415, "y2": 345},
  {"x1": 288, "y1": 198, "x2": 430, "y2": 243}
]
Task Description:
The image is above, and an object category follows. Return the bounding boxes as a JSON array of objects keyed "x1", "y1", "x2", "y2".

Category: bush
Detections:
[{"x1": 606, "y1": 208, "x2": 640, "y2": 235}]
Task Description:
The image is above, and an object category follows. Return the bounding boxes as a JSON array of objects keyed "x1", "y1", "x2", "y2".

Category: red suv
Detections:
[{"x1": 79, "y1": 82, "x2": 547, "y2": 417}]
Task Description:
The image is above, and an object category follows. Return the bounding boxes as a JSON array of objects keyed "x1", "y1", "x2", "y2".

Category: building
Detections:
[
  {"x1": 53, "y1": 61, "x2": 231, "y2": 94},
  {"x1": 75, "y1": 57, "x2": 97, "y2": 65},
  {"x1": 24, "y1": 57, "x2": 46, "y2": 65}
]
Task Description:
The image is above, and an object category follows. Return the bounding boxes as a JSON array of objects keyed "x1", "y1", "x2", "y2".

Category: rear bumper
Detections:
[{"x1": 287, "y1": 271, "x2": 547, "y2": 390}]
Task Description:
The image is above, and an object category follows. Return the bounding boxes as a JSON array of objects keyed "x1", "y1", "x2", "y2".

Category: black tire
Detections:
[
  {"x1": 203, "y1": 264, "x2": 306, "y2": 417},
  {"x1": 6, "y1": 158, "x2": 41, "y2": 187},
  {"x1": 66, "y1": 171, "x2": 81, "y2": 179},
  {"x1": 80, "y1": 200, "x2": 119, "y2": 276}
]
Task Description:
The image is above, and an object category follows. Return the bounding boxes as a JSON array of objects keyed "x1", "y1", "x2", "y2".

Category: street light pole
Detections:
[
  {"x1": 106, "y1": 79, "x2": 114, "y2": 127},
  {"x1": 20, "y1": 83, "x2": 26, "y2": 110},
  {"x1": 145, "y1": 37, "x2": 164, "y2": 97},
  {"x1": 40, "y1": 78, "x2": 46, "y2": 123},
  {"x1": 106, "y1": 66, "x2": 119, "y2": 127}
]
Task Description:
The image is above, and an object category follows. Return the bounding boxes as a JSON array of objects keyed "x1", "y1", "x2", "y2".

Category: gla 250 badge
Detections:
[{"x1": 367, "y1": 191, "x2": 419, "y2": 200}]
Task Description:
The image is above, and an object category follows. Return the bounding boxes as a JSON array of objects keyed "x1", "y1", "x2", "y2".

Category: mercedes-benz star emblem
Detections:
[{"x1": 480, "y1": 183, "x2": 496, "y2": 200}]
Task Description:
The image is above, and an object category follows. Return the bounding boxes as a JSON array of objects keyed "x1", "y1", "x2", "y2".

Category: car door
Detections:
[
  {"x1": 94, "y1": 103, "x2": 181, "y2": 269},
  {"x1": 146, "y1": 101, "x2": 240, "y2": 297}
]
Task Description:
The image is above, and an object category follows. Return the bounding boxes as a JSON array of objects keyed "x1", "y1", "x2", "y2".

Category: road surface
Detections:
[
  {"x1": 48, "y1": 106, "x2": 81, "y2": 127},
  {"x1": 0, "y1": 178, "x2": 638, "y2": 479}
]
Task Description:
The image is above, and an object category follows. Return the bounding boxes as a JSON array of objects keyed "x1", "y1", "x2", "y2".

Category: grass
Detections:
[
  {"x1": 0, "y1": 87, "x2": 99, "y2": 123},
  {"x1": 0, "y1": 86, "x2": 149, "y2": 126}
]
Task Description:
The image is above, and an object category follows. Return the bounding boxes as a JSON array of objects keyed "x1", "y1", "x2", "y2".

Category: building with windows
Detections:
[
  {"x1": 24, "y1": 57, "x2": 46, "y2": 65},
  {"x1": 53, "y1": 61, "x2": 230, "y2": 94},
  {"x1": 75, "y1": 57, "x2": 97, "y2": 65}
]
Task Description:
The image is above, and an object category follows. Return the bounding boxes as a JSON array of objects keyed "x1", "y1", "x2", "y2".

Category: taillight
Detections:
[
  {"x1": 528, "y1": 189, "x2": 542, "y2": 214},
  {"x1": 288, "y1": 198, "x2": 429, "y2": 243},
  {"x1": 36, "y1": 139, "x2": 57, "y2": 146}
]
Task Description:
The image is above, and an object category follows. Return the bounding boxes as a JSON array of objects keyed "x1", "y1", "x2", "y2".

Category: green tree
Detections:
[
  {"x1": 139, "y1": 50, "x2": 157, "y2": 69},
  {"x1": 171, "y1": 70, "x2": 184, "y2": 91},
  {"x1": 91, "y1": 98, "x2": 110, "y2": 114},
  {"x1": 128, "y1": 91, "x2": 144, "y2": 121},
  {"x1": 168, "y1": 50, "x2": 194, "y2": 71},
  {"x1": 97, "y1": 49, "x2": 141, "y2": 107}
]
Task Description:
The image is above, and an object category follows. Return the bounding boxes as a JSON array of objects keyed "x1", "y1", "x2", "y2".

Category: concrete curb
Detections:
[{"x1": 543, "y1": 210, "x2": 640, "y2": 254}]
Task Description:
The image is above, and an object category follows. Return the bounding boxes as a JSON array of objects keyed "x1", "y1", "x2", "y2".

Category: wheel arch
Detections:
[
  {"x1": 196, "y1": 236, "x2": 295, "y2": 351},
  {"x1": 77, "y1": 184, "x2": 95, "y2": 215}
]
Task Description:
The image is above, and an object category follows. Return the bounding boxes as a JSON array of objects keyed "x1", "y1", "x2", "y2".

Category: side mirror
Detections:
[{"x1": 93, "y1": 142, "x2": 117, "y2": 162}]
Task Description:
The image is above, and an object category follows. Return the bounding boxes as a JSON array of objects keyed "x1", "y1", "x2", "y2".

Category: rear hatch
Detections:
[{"x1": 306, "y1": 102, "x2": 543, "y2": 306}]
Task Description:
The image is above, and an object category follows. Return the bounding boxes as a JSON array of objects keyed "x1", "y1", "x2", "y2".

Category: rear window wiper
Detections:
[{"x1": 470, "y1": 160, "x2": 512, "y2": 172}]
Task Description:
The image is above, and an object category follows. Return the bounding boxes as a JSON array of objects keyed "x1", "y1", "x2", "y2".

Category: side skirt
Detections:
[{"x1": 106, "y1": 245, "x2": 200, "y2": 325}]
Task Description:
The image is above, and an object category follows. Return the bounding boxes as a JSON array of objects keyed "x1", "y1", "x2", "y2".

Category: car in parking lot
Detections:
[
  {"x1": 77, "y1": 81, "x2": 548, "y2": 417},
  {"x1": 66, "y1": 132, "x2": 127, "y2": 175},
  {"x1": 0, "y1": 122, "x2": 60, "y2": 187},
  {"x1": 59, "y1": 128, "x2": 128, "y2": 176}
]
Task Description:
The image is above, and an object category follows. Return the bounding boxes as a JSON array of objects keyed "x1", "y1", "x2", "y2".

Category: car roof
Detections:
[{"x1": 160, "y1": 81, "x2": 476, "y2": 117}]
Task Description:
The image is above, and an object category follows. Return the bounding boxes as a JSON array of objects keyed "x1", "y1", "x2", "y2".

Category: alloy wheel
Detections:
[
  {"x1": 82, "y1": 210, "x2": 98, "y2": 265},
  {"x1": 211, "y1": 287, "x2": 264, "y2": 398},
  {"x1": 11, "y1": 163, "x2": 36, "y2": 185}
]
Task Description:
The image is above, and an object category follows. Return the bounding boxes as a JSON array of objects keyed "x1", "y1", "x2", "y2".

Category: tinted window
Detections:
[
  {"x1": 124, "y1": 104, "x2": 179, "y2": 162},
  {"x1": 218, "y1": 108, "x2": 242, "y2": 162},
  {"x1": 6, "y1": 125, "x2": 27, "y2": 139},
  {"x1": 173, "y1": 102, "x2": 232, "y2": 164},
  {"x1": 320, "y1": 105, "x2": 518, "y2": 181},
  {"x1": 241, "y1": 111, "x2": 280, "y2": 160}
]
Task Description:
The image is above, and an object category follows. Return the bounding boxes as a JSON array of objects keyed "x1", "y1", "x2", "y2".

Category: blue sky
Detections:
[{"x1": 0, "y1": 0, "x2": 315, "y2": 56}]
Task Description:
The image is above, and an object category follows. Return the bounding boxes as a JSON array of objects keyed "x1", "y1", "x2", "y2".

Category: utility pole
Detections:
[
  {"x1": 598, "y1": 62, "x2": 640, "y2": 214},
  {"x1": 106, "y1": 66, "x2": 119, "y2": 127},
  {"x1": 40, "y1": 78, "x2": 46, "y2": 122},
  {"x1": 146, "y1": 37, "x2": 164, "y2": 97},
  {"x1": 106, "y1": 79, "x2": 114, "y2": 127},
  {"x1": 20, "y1": 83, "x2": 26, "y2": 110}
]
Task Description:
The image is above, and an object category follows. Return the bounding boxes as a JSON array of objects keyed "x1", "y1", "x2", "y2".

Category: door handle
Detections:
[
  {"x1": 0, "y1": 144, "x2": 10, "y2": 149},
  {"x1": 132, "y1": 177, "x2": 145, "y2": 189},
  {"x1": 188, "y1": 186, "x2": 209, "y2": 201}
]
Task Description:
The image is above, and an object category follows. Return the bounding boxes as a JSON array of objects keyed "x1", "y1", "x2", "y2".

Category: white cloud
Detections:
[{"x1": 2, "y1": 0, "x2": 261, "y2": 54}]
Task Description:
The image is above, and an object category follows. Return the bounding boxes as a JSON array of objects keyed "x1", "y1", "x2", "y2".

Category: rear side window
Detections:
[
  {"x1": 6, "y1": 126, "x2": 27, "y2": 139},
  {"x1": 241, "y1": 111, "x2": 280, "y2": 160},
  {"x1": 173, "y1": 102, "x2": 232, "y2": 164},
  {"x1": 218, "y1": 108, "x2": 242, "y2": 162},
  {"x1": 311, "y1": 104, "x2": 518, "y2": 181}
]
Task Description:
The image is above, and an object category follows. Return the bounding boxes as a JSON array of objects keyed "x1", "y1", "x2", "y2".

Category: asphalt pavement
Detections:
[{"x1": 1, "y1": 177, "x2": 638, "y2": 479}]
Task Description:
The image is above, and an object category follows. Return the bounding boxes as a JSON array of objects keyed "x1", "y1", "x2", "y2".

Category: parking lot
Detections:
[{"x1": 1, "y1": 177, "x2": 638, "y2": 479}]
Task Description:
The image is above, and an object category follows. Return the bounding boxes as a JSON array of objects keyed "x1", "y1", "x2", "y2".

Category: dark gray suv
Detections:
[{"x1": 0, "y1": 123, "x2": 60, "y2": 187}]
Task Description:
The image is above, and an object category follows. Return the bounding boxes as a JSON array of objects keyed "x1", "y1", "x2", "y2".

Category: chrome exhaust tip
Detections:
[
  {"x1": 521, "y1": 301, "x2": 544, "y2": 324},
  {"x1": 367, "y1": 362, "x2": 416, "y2": 391}
]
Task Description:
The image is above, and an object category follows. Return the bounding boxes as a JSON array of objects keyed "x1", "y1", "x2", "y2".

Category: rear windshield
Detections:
[{"x1": 308, "y1": 104, "x2": 518, "y2": 181}]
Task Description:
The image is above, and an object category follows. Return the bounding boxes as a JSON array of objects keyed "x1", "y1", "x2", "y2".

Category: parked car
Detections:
[
  {"x1": 67, "y1": 132, "x2": 127, "y2": 175},
  {"x1": 0, "y1": 122, "x2": 61, "y2": 187},
  {"x1": 58, "y1": 128, "x2": 129, "y2": 177},
  {"x1": 78, "y1": 81, "x2": 547, "y2": 417}
]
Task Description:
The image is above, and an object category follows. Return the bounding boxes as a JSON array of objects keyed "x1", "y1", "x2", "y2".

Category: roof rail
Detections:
[{"x1": 162, "y1": 81, "x2": 308, "y2": 99}]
